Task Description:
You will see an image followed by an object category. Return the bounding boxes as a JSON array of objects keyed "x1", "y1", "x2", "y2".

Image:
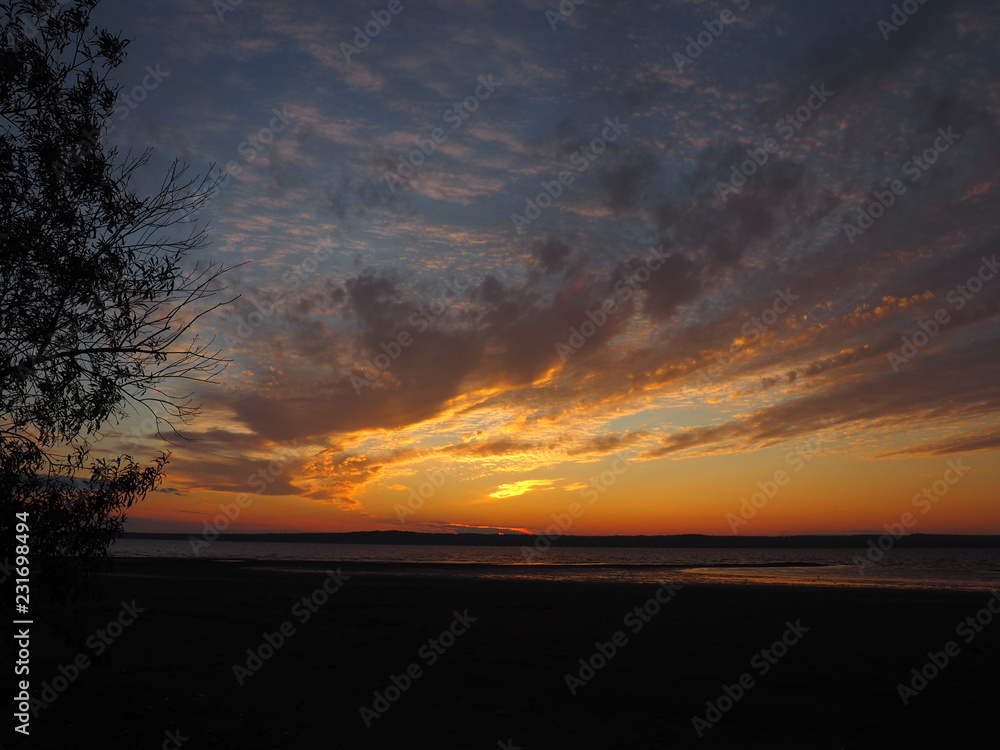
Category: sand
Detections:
[{"x1": 17, "y1": 558, "x2": 1000, "y2": 749}]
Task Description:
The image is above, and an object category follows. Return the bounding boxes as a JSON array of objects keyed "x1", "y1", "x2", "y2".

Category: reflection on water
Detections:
[{"x1": 110, "y1": 539, "x2": 1000, "y2": 592}]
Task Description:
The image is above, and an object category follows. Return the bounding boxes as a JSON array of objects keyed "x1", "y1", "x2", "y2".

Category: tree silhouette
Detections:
[{"x1": 1, "y1": 0, "x2": 231, "y2": 599}]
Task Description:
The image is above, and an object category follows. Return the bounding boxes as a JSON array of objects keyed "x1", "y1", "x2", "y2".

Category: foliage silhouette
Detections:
[{"x1": 1, "y1": 0, "x2": 231, "y2": 603}]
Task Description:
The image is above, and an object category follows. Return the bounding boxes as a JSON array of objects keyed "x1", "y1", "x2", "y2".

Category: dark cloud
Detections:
[
  {"x1": 881, "y1": 427, "x2": 1000, "y2": 457},
  {"x1": 533, "y1": 237, "x2": 574, "y2": 274},
  {"x1": 649, "y1": 335, "x2": 1000, "y2": 458},
  {"x1": 164, "y1": 452, "x2": 307, "y2": 497},
  {"x1": 141, "y1": 0, "x2": 999, "y2": 505},
  {"x1": 567, "y1": 431, "x2": 648, "y2": 456},
  {"x1": 600, "y1": 160, "x2": 658, "y2": 213}
]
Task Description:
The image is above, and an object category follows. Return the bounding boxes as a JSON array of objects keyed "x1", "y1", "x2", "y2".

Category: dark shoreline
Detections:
[
  {"x1": 22, "y1": 558, "x2": 1000, "y2": 749},
  {"x1": 106, "y1": 555, "x2": 1000, "y2": 595}
]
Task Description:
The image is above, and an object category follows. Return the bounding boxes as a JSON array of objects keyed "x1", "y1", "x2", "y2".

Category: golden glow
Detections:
[{"x1": 488, "y1": 479, "x2": 557, "y2": 500}]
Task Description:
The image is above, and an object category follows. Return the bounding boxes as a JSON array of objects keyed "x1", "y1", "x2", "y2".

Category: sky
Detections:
[{"x1": 91, "y1": 0, "x2": 1000, "y2": 536}]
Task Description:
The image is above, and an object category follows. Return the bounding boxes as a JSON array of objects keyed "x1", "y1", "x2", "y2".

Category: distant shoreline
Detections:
[{"x1": 119, "y1": 530, "x2": 1000, "y2": 548}]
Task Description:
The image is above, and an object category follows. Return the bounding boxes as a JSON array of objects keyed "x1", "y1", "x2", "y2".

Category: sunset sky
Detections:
[{"x1": 96, "y1": 0, "x2": 1000, "y2": 536}]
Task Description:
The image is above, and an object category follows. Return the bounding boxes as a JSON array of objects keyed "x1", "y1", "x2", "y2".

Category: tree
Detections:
[{"x1": 0, "y1": 0, "x2": 231, "y2": 599}]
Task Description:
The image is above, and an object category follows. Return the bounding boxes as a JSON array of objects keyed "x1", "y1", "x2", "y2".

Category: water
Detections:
[{"x1": 109, "y1": 539, "x2": 1000, "y2": 592}]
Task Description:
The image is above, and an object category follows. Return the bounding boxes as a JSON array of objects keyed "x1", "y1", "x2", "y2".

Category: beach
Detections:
[{"x1": 22, "y1": 558, "x2": 1000, "y2": 749}]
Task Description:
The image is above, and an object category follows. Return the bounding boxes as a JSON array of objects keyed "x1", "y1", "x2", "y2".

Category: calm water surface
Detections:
[{"x1": 110, "y1": 539, "x2": 1000, "y2": 592}]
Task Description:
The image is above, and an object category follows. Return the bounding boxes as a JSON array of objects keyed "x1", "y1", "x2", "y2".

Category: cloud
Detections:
[
  {"x1": 121, "y1": 0, "x2": 1000, "y2": 521},
  {"x1": 880, "y1": 427, "x2": 1000, "y2": 457},
  {"x1": 566, "y1": 431, "x2": 648, "y2": 456},
  {"x1": 488, "y1": 479, "x2": 557, "y2": 499}
]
